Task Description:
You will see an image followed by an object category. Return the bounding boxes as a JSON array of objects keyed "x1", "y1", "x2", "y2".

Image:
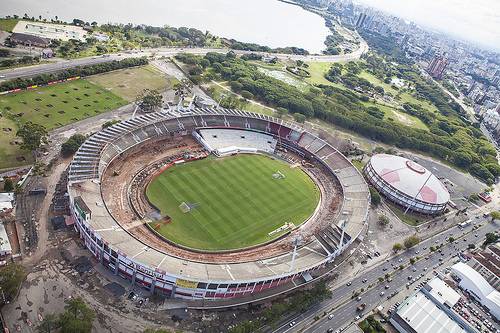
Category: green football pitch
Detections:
[{"x1": 146, "y1": 154, "x2": 320, "y2": 251}]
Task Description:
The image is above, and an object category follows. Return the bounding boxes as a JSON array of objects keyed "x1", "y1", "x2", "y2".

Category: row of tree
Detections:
[
  {"x1": 229, "y1": 282, "x2": 331, "y2": 333},
  {"x1": 0, "y1": 57, "x2": 148, "y2": 92},
  {"x1": 0, "y1": 55, "x2": 40, "y2": 69}
]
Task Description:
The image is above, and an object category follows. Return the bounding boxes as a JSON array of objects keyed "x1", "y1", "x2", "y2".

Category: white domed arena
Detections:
[{"x1": 364, "y1": 154, "x2": 450, "y2": 215}]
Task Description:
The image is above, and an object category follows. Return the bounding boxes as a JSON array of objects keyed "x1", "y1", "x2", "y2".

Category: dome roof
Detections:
[{"x1": 369, "y1": 154, "x2": 450, "y2": 205}]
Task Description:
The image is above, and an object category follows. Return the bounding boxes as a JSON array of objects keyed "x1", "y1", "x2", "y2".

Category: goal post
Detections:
[{"x1": 179, "y1": 202, "x2": 191, "y2": 213}]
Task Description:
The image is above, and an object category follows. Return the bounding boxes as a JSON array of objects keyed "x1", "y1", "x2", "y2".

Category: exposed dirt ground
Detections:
[{"x1": 101, "y1": 138, "x2": 343, "y2": 263}]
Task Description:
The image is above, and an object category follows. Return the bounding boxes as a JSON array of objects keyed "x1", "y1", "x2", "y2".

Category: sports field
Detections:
[{"x1": 146, "y1": 154, "x2": 320, "y2": 251}]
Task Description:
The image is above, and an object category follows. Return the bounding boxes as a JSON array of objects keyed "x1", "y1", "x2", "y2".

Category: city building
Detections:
[
  {"x1": 12, "y1": 20, "x2": 87, "y2": 42},
  {"x1": 451, "y1": 262, "x2": 500, "y2": 320},
  {"x1": 0, "y1": 223, "x2": 12, "y2": 257},
  {"x1": 0, "y1": 192, "x2": 14, "y2": 215},
  {"x1": 355, "y1": 13, "x2": 367, "y2": 28},
  {"x1": 427, "y1": 54, "x2": 449, "y2": 79},
  {"x1": 469, "y1": 244, "x2": 500, "y2": 291},
  {"x1": 364, "y1": 154, "x2": 450, "y2": 214},
  {"x1": 390, "y1": 277, "x2": 474, "y2": 333}
]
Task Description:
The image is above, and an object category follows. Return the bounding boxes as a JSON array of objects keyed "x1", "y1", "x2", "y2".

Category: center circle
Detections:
[{"x1": 145, "y1": 154, "x2": 320, "y2": 252}]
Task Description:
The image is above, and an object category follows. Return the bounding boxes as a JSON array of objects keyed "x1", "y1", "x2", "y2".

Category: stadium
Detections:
[
  {"x1": 67, "y1": 108, "x2": 370, "y2": 303},
  {"x1": 364, "y1": 154, "x2": 450, "y2": 215}
]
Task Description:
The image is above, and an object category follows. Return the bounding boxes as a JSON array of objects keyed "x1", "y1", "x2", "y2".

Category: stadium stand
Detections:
[
  {"x1": 198, "y1": 128, "x2": 277, "y2": 155},
  {"x1": 67, "y1": 108, "x2": 369, "y2": 301}
]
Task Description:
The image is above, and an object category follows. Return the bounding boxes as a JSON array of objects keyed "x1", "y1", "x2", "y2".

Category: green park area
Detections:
[
  {"x1": 0, "y1": 65, "x2": 173, "y2": 170},
  {"x1": 87, "y1": 65, "x2": 172, "y2": 101},
  {"x1": 305, "y1": 61, "x2": 345, "y2": 88},
  {"x1": 0, "y1": 18, "x2": 19, "y2": 33},
  {"x1": 361, "y1": 100, "x2": 428, "y2": 131},
  {"x1": 0, "y1": 117, "x2": 32, "y2": 169},
  {"x1": 206, "y1": 81, "x2": 275, "y2": 116}
]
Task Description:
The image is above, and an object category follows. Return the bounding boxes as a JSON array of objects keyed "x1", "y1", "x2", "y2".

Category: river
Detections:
[{"x1": 1, "y1": 0, "x2": 330, "y2": 53}]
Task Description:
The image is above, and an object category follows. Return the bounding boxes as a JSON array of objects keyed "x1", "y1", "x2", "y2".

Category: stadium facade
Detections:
[
  {"x1": 364, "y1": 154, "x2": 450, "y2": 214},
  {"x1": 67, "y1": 108, "x2": 370, "y2": 302}
]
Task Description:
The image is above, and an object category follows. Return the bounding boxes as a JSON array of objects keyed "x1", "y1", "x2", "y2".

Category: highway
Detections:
[
  {"x1": 0, "y1": 38, "x2": 368, "y2": 81},
  {"x1": 270, "y1": 214, "x2": 498, "y2": 333}
]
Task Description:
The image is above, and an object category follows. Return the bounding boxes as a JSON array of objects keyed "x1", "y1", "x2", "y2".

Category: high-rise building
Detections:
[
  {"x1": 428, "y1": 54, "x2": 449, "y2": 79},
  {"x1": 355, "y1": 13, "x2": 367, "y2": 28}
]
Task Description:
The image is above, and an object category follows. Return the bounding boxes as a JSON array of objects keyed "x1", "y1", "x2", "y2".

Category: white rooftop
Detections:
[
  {"x1": 369, "y1": 154, "x2": 450, "y2": 205},
  {"x1": 0, "y1": 223, "x2": 12, "y2": 255},
  {"x1": 396, "y1": 291, "x2": 466, "y2": 333},
  {"x1": 428, "y1": 277, "x2": 461, "y2": 307}
]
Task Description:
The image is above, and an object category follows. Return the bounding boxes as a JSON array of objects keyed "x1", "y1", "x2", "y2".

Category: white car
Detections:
[{"x1": 328, "y1": 314, "x2": 334, "y2": 320}]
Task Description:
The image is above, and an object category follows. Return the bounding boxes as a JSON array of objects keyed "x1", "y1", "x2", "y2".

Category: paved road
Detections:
[
  {"x1": 0, "y1": 38, "x2": 368, "y2": 81},
  {"x1": 271, "y1": 213, "x2": 498, "y2": 333}
]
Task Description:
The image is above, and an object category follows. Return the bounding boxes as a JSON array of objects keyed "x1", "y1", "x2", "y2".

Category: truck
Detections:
[
  {"x1": 458, "y1": 220, "x2": 472, "y2": 229},
  {"x1": 357, "y1": 303, "x2": 366, "y2": 312}
]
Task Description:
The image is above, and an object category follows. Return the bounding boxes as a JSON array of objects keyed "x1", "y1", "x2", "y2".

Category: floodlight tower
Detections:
[{"x1": 289, "y1": 236, "x2": 302, "y2": 272}]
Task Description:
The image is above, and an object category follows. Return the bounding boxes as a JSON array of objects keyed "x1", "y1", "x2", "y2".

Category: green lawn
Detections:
[
  {"x1": 0, "y1": 79, "x2": 127, "y2": 130},
  {"x1": 87, "y1": 65, "x2": 174, "y2": 102},
  {"x1": 305, "y1": 61, "x2": 345, "y2": 89},
  {"x1": 146, "y1": 154, "x2": 320, "y2": 251},
  {"x1": 0, "y1": 19, "x2": 19, "y2": 32},
  {"x1": 358, "y1": 70, "x2": 439, "y2": 114},
  {"x1": 0, "y1": 117, "x2": 32, "y2": 170},
  {"x1": 385, "y1": 201, "x2": 431, "y2": 227},
  {"x1": 362, "y1": 101, "x2": 429, "y2": 131},
  {"x1": 358, "y1": 70, "x2": 398, "y2": 95}
]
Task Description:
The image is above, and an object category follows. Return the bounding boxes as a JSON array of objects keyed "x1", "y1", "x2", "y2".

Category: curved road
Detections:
[{"x1": 0, "y1": 37, "x2": 368, "y2": 81}]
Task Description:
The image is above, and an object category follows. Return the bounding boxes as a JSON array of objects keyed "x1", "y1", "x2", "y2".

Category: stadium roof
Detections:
[
  {"x1": 451, "y1": 262, "x2": 500, "y2": 308},
  {"x1": 369, "y1": 154, "x2": 450, "y2": 205}
]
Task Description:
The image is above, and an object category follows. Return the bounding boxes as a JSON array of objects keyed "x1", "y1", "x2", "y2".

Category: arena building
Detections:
[
  {"x1": 364, "y1": 154, "x2": 450, "y2": 215},
  {"x1": 67, "y1": 108, "x2": 370, "y2": 303}
]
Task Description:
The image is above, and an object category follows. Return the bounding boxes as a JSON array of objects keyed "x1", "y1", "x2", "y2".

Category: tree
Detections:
[
  {"x1": 16, "y1": 122, "x2": 48, "y2": 152},
  {"x1": 467, "y1": 243, "x2": 476, "y2": 250},
  {"x1": 448, "y1": 237, "x2": 455, "y2": 243},
  {"x1": 489, "y1": 211, "x2": 500, "y2": 222},
  {"x1": 378, "y1": 215, "x2": 389, "y2": 227},
  {"x1": 240, "y1": 90, "x2": 254, "y2": 100},
  {"x1": 58, "y1": 297, "x2": 95, "y2": 333},
  {"x1": 0, "y1": 264, "x2": 26, "y2": 304},
  {"x1": 483, "y1": 233, "x2": 499, "y2": 248},
  {"x1": 61, "y1": 134, "x2": 86, "y2": 157},
  {"x1": 38, "y1": 314, "x2": 59, "y2": 333},
  {"x1": 173, "y1": 79, "x2": 192, "y2": 101},
  {"x1": 3, "y1": 178, "x2": 14, "y2": 192},
  {"x1": 404, "y1": 235, "x2": 420, "y2": 249},
  {"x1": 392, "y1": 243, "x2": 403, "y2": 253},
  {"x1": 137, "y1": 89, "x2": 163, "y2": 113},
  {"x1": 369, "y1": 187, "x2": 381, "y2": 206},
  {"x1": 143, "y1": 329, "x2": 172, "y2": 333},
  {"x1": 101, "y1": 119, "x2": 120, "y2": 129},
  {"x1": 275, "y1": 107, "x2": 288, "y2": 118},
  {"x1": 468, "y1": 193, "x2": 479, "y2": 203},
  {"x1": 292, "y1": 113, "x2": 306, "y2": 123}
]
